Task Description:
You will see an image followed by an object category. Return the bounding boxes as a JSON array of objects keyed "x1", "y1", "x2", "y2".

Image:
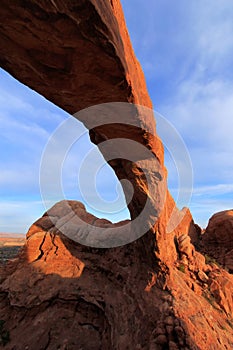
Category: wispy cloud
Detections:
[
  {"x1": 1, "y1": 2, "x2": 233, "y2": 232},
  {"x1": 171, "y1": 184, "x2": 233, "y2": 197},
  {"x1": 0, "y1": 199, "x2": 46, "y2": 233},
  {"x1": 0, "y1": 69, "x2": 129, "y2": 231},
  {"x1": 160, "y1": 79, "x2": 233, "y2": 185},
  {"x1": 122, "y1": 0, "x2": 233, "y2": 227}
]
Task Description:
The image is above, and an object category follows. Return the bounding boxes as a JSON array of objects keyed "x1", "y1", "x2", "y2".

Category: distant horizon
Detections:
[{"x1": 0, "y1": 232, "x2": 25, "y2": 237}]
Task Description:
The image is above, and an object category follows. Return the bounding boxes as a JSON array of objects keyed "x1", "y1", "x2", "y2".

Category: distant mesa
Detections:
[
  {"x1": 0, "y1": 232, "x2": 25, "y2": 238},
  {"x1": 0, "y1": 233, "x2": 25, "y2": 265},
  {"x1": 0, "y1": 233, "x2": 25, "y2": 245}
]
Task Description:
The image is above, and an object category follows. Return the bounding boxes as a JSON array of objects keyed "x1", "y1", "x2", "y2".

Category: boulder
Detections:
[{"x1": 202, "y1": 210, "x2": 233, "y2": 272}]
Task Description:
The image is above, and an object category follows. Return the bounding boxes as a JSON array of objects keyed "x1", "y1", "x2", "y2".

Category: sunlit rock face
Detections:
[
  {"x1": 0, "y1": 0, "x2": 168, "y2": 250},
  {"x1": 0, "y1": 1, "x2": 233, "y2": 349},
  {"x1": 1, "y1": 202, "x2": 233, "y2": 349},
  {"x1": 201, "y1": 210, "x2": 233, "y2": 273}
]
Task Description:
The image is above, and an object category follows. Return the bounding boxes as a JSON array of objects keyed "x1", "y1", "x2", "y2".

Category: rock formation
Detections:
[
  {"x1": 1, "y1": 201, "x2": 233, "y2": 349},
  {"x1": 0, "y1": 0, "x2": 182, "y2": 273},
  {"x1": 0, "y1": 0, "x2": 169, "y2": 257},
  {"x1": 201, "y1": 210, "x2": 233, "y2": 273},
  {"x1": 0, "y1": 1, "x2": 233, "y2": 349}
]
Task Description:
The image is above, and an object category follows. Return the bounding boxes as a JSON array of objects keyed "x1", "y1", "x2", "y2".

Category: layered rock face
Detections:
[
  {"x1": 201, "y1": 210, "x2": 233, "y2": 273},
  {"x1": 0, "y1": 1, "x2": 233, "y2": 349},
  {"x1": 0, "y1": 202, "x2": 191, "y2": 349},
  {"x1": 1, "y1": 201, "x2": 233, "y2": 349}
]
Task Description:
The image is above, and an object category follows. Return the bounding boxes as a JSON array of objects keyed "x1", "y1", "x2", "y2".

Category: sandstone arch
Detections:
[
  {"x1": 1, "y1": 2, "x2": 233, "y2": 349},
  {"x1": 0, "y1": 0, "x2": 170, "y2": 258}
]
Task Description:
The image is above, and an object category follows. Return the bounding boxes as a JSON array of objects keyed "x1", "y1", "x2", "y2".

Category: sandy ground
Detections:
[{"x1": 0, "y1": 234, "x2": 25, "y2": 264}]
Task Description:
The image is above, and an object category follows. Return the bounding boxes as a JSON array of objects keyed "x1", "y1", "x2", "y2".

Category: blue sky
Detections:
[{"x1": 1, "y1": 0, "x2": 233, "y2": 233}]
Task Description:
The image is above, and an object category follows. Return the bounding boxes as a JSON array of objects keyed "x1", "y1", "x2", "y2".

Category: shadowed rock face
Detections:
[
  {"x1": 201, "y1": 210, "x2": 233, "y2": 273},
  {"x1": 0, "y1": 1, "x2": 233, "y2": 349},
  {"x1": 1, "y1": 201, "x2": 233, "y2": 349}
]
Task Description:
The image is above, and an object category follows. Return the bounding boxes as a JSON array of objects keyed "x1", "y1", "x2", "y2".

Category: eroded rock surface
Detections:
[
  {"x1": 0, "y1": 202, "x2": 188, "y2": 349},
  {"x1": 0, "y1": 0, "x2": 186, "y2": 277},
  {"x1": 201, "y1": 210, "x2": 233, "y2": 273},
  {"x1": 0, "y1": 1, "x2": 233, "y2": 349},
  {"x1": 1, "y1": 201, "x2": 233, "y2": 349}
]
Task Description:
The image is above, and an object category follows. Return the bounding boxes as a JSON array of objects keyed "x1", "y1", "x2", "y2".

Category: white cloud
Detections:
[
  {"x1": 190, "y1": 196, "x2": 233, "y2": 228},
  {"x1": 160, "y1": 78, "x2": 233, "y2": 184},
  {"x1": 1, "y1": 2, "x2": 233, "y2": 232},
  {"x1": 0, "y1": 169, "x2": 37, "y2": 187},
  {"x1": 0, "y1": 112, "x2": 50, "y2": 144},
  {"x1": 169, "y1": 183, "x2": 233, "y2": 228},
  {"x1": 121, "y1": 0, "x2": 233, "y2": 226},
  {"x1": 0, "y1": 70, "x2": 72, "y2": 198},
  {"x1": 193, "y1": 184, "x2": 233, "y2": 197}
]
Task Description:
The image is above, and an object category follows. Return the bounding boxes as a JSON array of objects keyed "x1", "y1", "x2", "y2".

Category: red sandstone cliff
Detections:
[
  {"x1": 200, "y1": 210, "x2": 233, "y2": 274},
  {"x1": 0, "y1": 1, "x2": 232, "y2": 349}
]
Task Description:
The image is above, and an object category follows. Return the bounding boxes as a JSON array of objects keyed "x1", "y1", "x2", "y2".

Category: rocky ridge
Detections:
[
  {"x1": 0, "y1": 0, "x2": 232, "y2": 349},
  {"x1": 199, "y1": 210, "x2": 233, "y2": 273},
  {"x1": 1, "y1": 201, "x2": 233, "y2": 349}
]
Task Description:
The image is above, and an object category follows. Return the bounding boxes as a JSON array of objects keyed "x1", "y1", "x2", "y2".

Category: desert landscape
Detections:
[
  {"x1": 0, "y1": 0, "x2": 232, "y2": 349},
  {"x1": 0, "y1": 234, "x2": 25, "y2": 265}
]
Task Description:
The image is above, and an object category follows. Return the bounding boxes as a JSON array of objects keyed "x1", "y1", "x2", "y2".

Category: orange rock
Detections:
[
  {"x1": 0, "y1": 1, "x2": 232, "y2": 349},
  {"x1": 202, "y1": 210, "x2": 233, "y2": 272}
]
